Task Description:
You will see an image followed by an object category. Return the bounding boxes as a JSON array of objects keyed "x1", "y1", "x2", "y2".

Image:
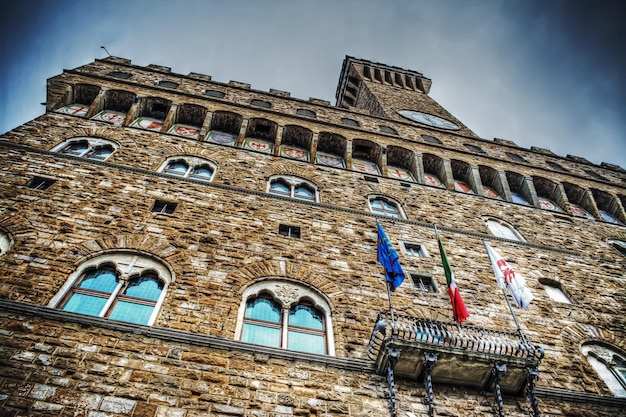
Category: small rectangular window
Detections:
[
  {"x1": 411, "y1": 274, "x2": 437, "y2": 292},
  {"x1": 27, "y1": 176, "x2": 55, "y2": 190},
  {"x1": 279, "y1": 224, "x2": 301, "y2": 238},
  {"x1": 401, "y1": 242, "x2": 428, "y2": 257},
  {"x1": 363, "y1": 176, "x2": 379, "y2": 183},
  {"x1": 151, "y1": 200, "x2": 177, "y2": 214}
]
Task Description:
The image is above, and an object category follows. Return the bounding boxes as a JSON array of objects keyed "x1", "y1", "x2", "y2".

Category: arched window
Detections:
[
  {"x1": 369, "y1": 197, "x2": 403, "y2": 219},
  {"x1": 608, "y1": 239, "x2": 626, "y2": 256},
  {"x1": 159, "y1": 156, "x2": 216, "y2": 182},
  {"x1": 485, "y1": 218, "x2": 525, "y2": 242},
  {"x1": 268, "y1": 176, "x2": 318, "y2": 202},
  {"x1": 52, "y1": 137, "x2": 118, "y2": 161},
  {"x1": 539, "y1": 278, "x2": 571, "y2": 304},
  {"x1": 49, "y1": 252, "x2": 173, "y2": 326},
  {"x1": 582, "y1": 343, "x2": 626, "y2": 397},
  {"x1": 0, "y1": 230, "x2": 11, "y2": 256},
  {"x1": 236, "y1": 279, "x2": 334, "y2": 355}
]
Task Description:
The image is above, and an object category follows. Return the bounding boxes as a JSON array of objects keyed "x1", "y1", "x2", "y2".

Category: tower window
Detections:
[
  {"x1": 608, "y1": 240, "x2": 626, "y2": 256},
  {"x1": 251, "y1": 99, "x2": 272, "y2": 108},
  {"x1": 401, "y1": 242, "x2": 428, "y2": 257},
  {"x1": 109, "y1": 71, "x2": 132, "y2": 79},
  {"x1": 485, "y1": 218, "x2": 525, "y2": 242},
  {"x1": 151, "y1": 200, "x2": 177, "y2": 214},
  {"x1": 506, "y1": 152, "x2": 526, "y2": 162},
  {"x1": 157, "y1": 80, "x2": 179, "y2": 89},
  {"x1": 547, "y1": 161, "x2": 569, "y2": 172},
  {"x1": 540, "y1": 279, "x2": 571, "y2": 304},
  {"x1": 369, "y1": 197, "x2": 403, "y2": 219},
  {"x1": 341, "y1": 118, "x2": 359, "y2": 127},
  {"x1": 422, "y1": 135, "x2": 442, "y2": 144},
  {"x1": 203, "y1": 89, "x2": 226, "y2": 98},
  {"x1": 585, "y1": 170, "x2": 607, "y2": 181},
  {"x1": 296, "y1": 109, "x2": 316, "y2": 118},
  {"x1": 464, "y1": 144, "x2": 485, "y2": 153},
  {"x1": 380, "y1": 126, "x2": 398, "y2": 135},
  {"x1": 27, "y1": 176, "x2": 55, "y2": 190},
  {"x1": 53, "y1": 137, "x2": 118, "y2": 161},
  {"x1": 279, "y1": 224, "x2": 301, "y2": 238},
  {"x1": 411, "y1": 274, "x2": 437, "y2": 292},
  {"x1": 159, "y1": 156, "x2": 216, "y2": 182},
  {"x1": 268, "y1": 176, "x2": 318, "y2": 202}
]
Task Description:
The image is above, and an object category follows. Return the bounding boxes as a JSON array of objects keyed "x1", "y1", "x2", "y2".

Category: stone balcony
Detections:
[{"x1": 367, "y1": 312, "x2": 544, "y2": 395}]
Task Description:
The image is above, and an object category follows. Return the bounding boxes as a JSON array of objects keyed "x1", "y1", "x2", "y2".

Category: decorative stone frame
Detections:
[
  {"x1": 48, "y1": 251, "x2": 174, "y2": 326},
  {"x1": 234, "y1": 278, "x2": 335, "y2": 356},
  {"x1": 51, "y1": 137, "x2": 119, "y2": 161},
  {"x1": 581, "y1": 342, "x2": 626, "y2": 397},
  {"x1": 267, "y1": 175, "x2": 318, "y2": 202},
  {"x1": 368, "y1": 195, "x2": 406, "y2": 219},
  {"x1": 158, "y1": 155, "x2": 217, "y2": 182},
  {"x1": 484, "y1": 217, "x2": 525, "y2": 242}
]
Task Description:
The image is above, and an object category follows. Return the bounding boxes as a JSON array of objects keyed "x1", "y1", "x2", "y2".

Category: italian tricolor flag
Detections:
[{"x1": 436, "y1": 231, "x2": 470, "y2": 324}]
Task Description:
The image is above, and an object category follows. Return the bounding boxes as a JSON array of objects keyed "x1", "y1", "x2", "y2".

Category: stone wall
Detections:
[{"x1": 0, "y1": 57, "x2": 624, "y2": 416}]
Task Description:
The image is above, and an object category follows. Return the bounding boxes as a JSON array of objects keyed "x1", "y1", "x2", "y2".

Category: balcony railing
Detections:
[
  {"x1": 367, "y1": 312, "x2": 545, "y2": 417},
  {"x1": 367, "y1": 311, "x2": 544, "y2": 363}
]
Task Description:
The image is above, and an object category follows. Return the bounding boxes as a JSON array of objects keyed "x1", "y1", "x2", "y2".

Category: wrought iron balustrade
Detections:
[{"x1": 367, "y1": 311, "x2": 544, "y2": 362}]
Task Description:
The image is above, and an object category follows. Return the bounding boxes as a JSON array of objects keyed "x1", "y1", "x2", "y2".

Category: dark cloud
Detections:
[{"x1": 1, "y1": 0, "x2": 624, "y2": 168}]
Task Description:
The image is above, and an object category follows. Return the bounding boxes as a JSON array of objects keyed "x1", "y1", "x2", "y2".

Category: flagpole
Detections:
[
  {"x1": 482, "y1": 240, "x2": 528, "y2": 344},
  {"x1": 434, "y1": 224, "x2": 462, "y2": 332},
  {"x1": 386, "y1": 281, "x2": 396, "y2": 327}
]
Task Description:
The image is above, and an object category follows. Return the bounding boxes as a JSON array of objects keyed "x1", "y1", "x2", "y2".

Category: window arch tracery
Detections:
[
  {"x1": 267, "y1": 175, "x2": 318, "y2": 202},
  {"x1": 369, "y1": 196, "x2": 404, "y2": 219},
  {"x1": 159, "y1": 156, "x2": 217, "y2": 182},
  {"x1": 484, "y1": 218, "x2": 525, "y2": 242},
  {"x1": 52, "y1": 137, "x2": 119, "y2": 161},
  {"x1": 582, "y1": 342, "x2": 626, "y2": 397},
  {"x1": 48, "y1": 252, "x2": 173, "y2": 325},
  {"x1": 235, "y1": 279, "x2": 335, "y2": 355}
]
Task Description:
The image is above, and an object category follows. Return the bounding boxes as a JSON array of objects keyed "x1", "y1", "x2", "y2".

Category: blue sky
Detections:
[{"x1": 1, "y1": 0, "x2": 625, "y2": 169}]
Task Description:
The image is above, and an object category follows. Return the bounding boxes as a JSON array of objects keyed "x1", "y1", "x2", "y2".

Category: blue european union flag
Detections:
[{"x1": 377, "y1": 222, "x2": 405, "y2": 291}]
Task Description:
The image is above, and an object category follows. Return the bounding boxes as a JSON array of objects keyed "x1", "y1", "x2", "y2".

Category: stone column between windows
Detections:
[
  {"x1": 497, "y1": 170, "x2": 513, "y2": 202},
  {"x1": 236, "y1": 119, "x2": 249, "y2": 147},
  {"x1": 160, "y1": 104, "x2": 177, "y2": 134},
  {"x1": 274, "y1": 126, "x2": 284, "y2": 157},
  {"x1": 583, "y1": 190, "x2": 601, "y2": 218},
  {"x1": 199, "y1": 111, "x2": 213, "y2": 138},
  {"x1": 441, "y1": 159, "x2": 455, "y2": 191},
  {"x1": 345, "y1": 140, "x2": 353, "y2": 170},
  {"x1": 280, "y1": 307, "x2": 289, "y2": 349},
  {"x1": 380, "y1": 146, "x2": 388, "y2": 177},
  {"x1": 412, "y1": 152, "x2": 424, "y2": 184},
  {"x1": 555, "y1": 182, "x2": 572, "y2": 215},
  {"x1": 123, "y1": 96, "x2": 140, "y2": 127},
  {"x1": 468, "y1": 166, "x2": 484, "y2": 196},
  {"x1": 86, "y1": 88, "x2": 107, "y2": 119},
  {"x1": 310, "y1": 133, "x2": 319, "y2": 163},
  {"x1": 612, "y1": 196, "x2": 626, "y2": 222},
  {"x1": 523, "y1": 176, "x2": 540, "y2": 208}
]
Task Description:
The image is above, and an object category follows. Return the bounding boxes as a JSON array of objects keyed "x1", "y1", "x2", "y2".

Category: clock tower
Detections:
[{"x1": 336, "y1": 56, "x2": 478, "y2": 137}]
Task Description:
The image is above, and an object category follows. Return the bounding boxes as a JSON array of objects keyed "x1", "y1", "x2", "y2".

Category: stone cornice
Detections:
[
  {"x1": 1, "y1": 298, "x2": 625, "y2": 408},
  {"x1": 0, "y1": 298, "x2": 372, "y2": 372}
]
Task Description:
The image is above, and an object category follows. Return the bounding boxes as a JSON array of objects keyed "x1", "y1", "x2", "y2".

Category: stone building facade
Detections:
[{"x1": 0, "y1": 55, "x2": 625, "y2": 417}]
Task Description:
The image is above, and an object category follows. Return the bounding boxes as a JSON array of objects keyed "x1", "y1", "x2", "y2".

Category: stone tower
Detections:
[{"x1": 0, "y1": 55, "x2": 625, "y2": 417}]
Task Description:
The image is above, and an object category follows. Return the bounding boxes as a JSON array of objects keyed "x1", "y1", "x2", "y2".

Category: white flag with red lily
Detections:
[{"x1": 484, "y1": 242, "x2": 533, "y2": 310}]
